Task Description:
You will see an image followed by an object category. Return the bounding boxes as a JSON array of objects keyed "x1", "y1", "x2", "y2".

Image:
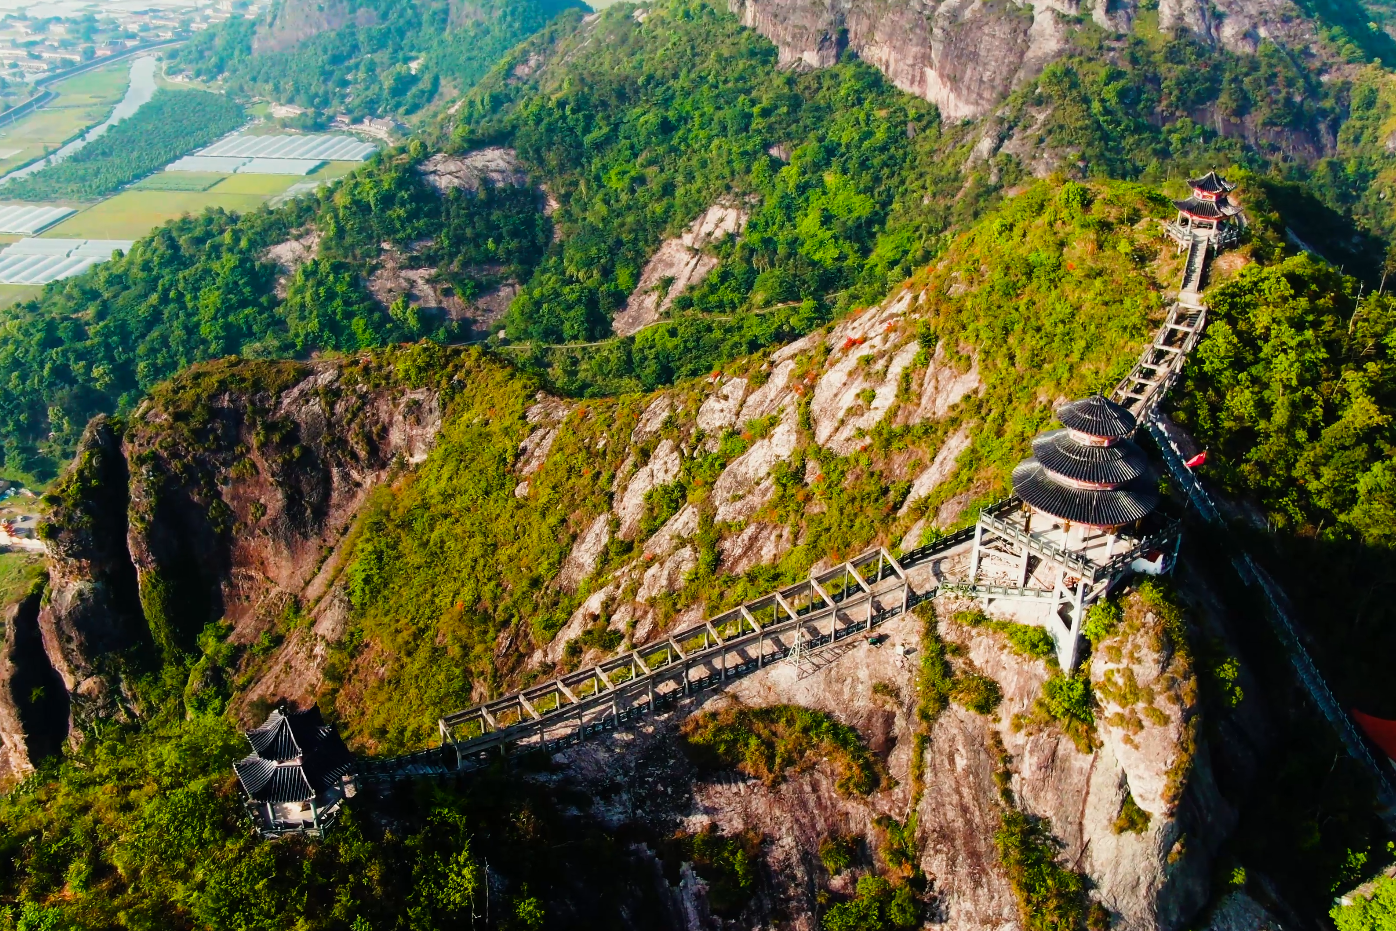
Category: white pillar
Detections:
[{"x1": 969, "y1": 520, "x2": 984, "y2": 582}]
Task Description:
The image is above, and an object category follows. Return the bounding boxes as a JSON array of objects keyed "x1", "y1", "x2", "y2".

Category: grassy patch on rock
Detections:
[
  {"x1": 953, "y1": 608, "x2": 1058, "y2": 664},
  {"x1": 681, "y1": 703, "x2": 886, "y2": 796},
  {"x1": 661, "y1": 826, "x2": 762, "y2": 918}
]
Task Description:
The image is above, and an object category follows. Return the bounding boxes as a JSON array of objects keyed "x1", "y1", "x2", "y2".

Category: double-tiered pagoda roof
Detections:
[
  {"x1": 234, "y1": 706, "x2": 354, "y2": 807},
  {"x1": 1174, "y1": 169, "x2": 1242, "y2": 221},
  {"x1": 1011, "y1": 395, "x2": 1159, "y2": 528},
  {"x1": 1031, "y1": 429, "x2": 1149, "y2": 486}
]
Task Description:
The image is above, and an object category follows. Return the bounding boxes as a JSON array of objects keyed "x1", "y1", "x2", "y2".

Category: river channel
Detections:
[{"x1": 1, "y1": 55, "x2": 158, "y2": 185}]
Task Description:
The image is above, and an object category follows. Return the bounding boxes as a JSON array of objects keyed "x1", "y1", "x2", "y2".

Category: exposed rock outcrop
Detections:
[
  {"x1": 532, "y1": 582, "x2": 1246, "y2": 931},
  {"x1": 123, "y1": 361, "x2": 442, "y2": 654},
  {"x1": 253, "y1": 0, "x2": 373, "y2": 55},
  {"x1": 616, "y1": 440, "x2": 683, "y2": 538},
  {"x1": 18, "y1": 359, "x2": 451, "y2": 735},
  {"x1": 262, "y1": 228, "x2": 320, "y2": 298},
  {"x1": 613, "y1": 203, "x2": 750, "y2": 337},
  {"x1": 37, "y1": 418, "x2": 144, "y2": 708},
  {"x1": 0, "y1": 588, "x2": 66, "y2": 786},
  {"x1": 900, "y1": 424, "x2": 972, "y2": 514},
  {"x1": 417, "y1": 148, "x2": 530, "y2": 195}
]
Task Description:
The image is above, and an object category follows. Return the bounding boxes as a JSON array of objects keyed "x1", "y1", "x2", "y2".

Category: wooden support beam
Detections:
[{"x1": 845, "y1": 561, "x2": 871, "y2": 594}]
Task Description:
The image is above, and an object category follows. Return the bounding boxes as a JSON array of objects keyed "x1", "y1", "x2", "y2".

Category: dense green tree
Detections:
[
  {"x1": 173, "y1": 0, "x2": 583, "y2": 121},
  {"x1": 1175, "y1": 255, "x2": 1396, "y2": 545}
]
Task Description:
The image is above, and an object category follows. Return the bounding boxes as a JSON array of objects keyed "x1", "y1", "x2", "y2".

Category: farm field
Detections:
[
  {"x1": 41, "y1": 158, "x2": 357, "y2": 240},
  {"x1": 0, "y1": 64, "x2": 131, "y2": 178},
  {"x1": 205, "y1": 173, "x2": 303, "y2": 195},
  {"x1": 1, "y1": 88, "x2": 246, "y2": 203},
  {"x1": 130, "y1": 171, "x2": 225, "y2": 192},
  {"x1": 0, "y1": 284, "x2": 42, "y2": 308},
  {"x1": 40, "y1": 189, "x2": 272, "y2": 239},
  {"x1": 306, "y1": 160, "x2": 359, "y2": 181}
]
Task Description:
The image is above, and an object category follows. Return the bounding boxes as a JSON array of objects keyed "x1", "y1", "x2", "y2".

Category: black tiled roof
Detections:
[
  {"x1": 1032, "y1": 429, "x2": 1149, "y2": 486},
  {"x1": 245, "y1": 706, "x2": 335, "y2": 761},
  {"x1": 235, "y1": 754, "x2": 316, "y2": 804},
  {"x1": 1055, "y1": 395, "x2": 1137, "y2": 440},
  {"x1": 237, "y1": 707, "x2": 355, "y2": 805},
  {"x1": 1173, "y1": 196, "x2": 1241, "y2": 219},
  {"x1": 1012, "y1": 459, "x2": 1159, "y2": 527},
  {"x1": 1188, "y1": 171, "x2": 1235, "y2": 194}
]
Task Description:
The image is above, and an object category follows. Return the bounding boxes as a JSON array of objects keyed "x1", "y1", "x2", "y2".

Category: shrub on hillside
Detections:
[
  {"x1": 1333, "y1": 874, "x2": 1396, "y2": 931},
  {"x1": 681, "y1": 704, "x2": 885, "y2": 796}
]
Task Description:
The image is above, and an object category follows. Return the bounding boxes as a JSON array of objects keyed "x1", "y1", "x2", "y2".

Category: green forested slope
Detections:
[
  {"x1": 0, "y1": 713, "x2": 649, "y2": 930},
  {"x1": 0, "y1": 149, "x2": 551, "y2": 483},
  {"x1": 329, "y1": 181, "x2": 1172, "y2": 753},
  {"x1": 173, "y1": 0, "x2": 583, "y2": 122},
  {"x1": 0, "y1": 1, "x2": 986, "y2": 484},
  {"x1": 11, "y1": 0, "x2": 1396, "y2": 487},
  {"x1": 0, "y1": 183, "x2": 1176, "y2": 928},
  {"x1": 449, "y1": 1, "x2": 1004, "y2": 382},
  {"x1": 5, "y1": 175, "x2": 1394, "y2": 928},
  {"x1": 473, "y1": 6, "x2": 961, "y2": 345},
  {"x1": 996, "y1": 29, "x2": 1396, "y2": 269}
]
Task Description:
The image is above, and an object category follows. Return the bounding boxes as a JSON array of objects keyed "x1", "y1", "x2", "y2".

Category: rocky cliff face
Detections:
[
  {"x1": 120, "y1": 358, "x2": 443, "y2": 712},
  {"x1": 0, "y1": 589, "x2": 66, "y2": 787},
  {"x1": 33, "y1": 417, "x2": 142, "y2": 723},
  {"x1": 727, "y1": 0, "x2": 1311, "y2": 120},
  {"x1": 532, "y1": 582, "x2": 1257, "y2": 931},
  {"x1": 0, "y1": 356, "x2": 447, "y2": 778},
  {"x1": 253, "y1": 0, "x2": 377, "y2": 55}
]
